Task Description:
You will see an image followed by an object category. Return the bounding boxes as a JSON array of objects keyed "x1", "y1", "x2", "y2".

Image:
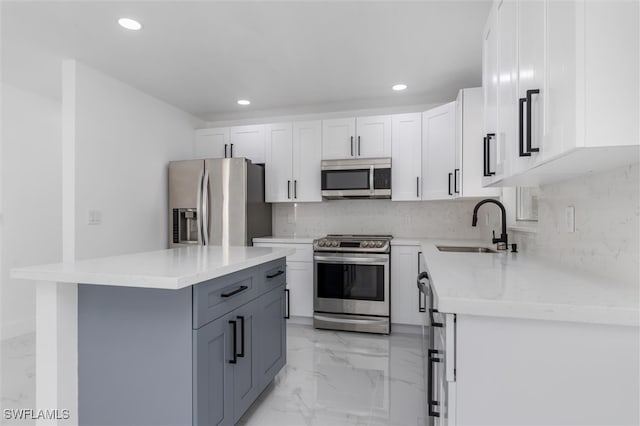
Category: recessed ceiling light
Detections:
[
  {"x1": 392, "y1": 84, "x2": 407, "y2": 91},
  {"x1": 237, "y1": 99, "x2": 251, "y2": 106},
  {"x1": 118, "y1": 18, "x2": 142, "y2": 31}
]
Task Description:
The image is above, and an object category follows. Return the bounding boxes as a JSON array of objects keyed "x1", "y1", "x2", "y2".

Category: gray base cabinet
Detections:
[{"x1": 79, "y1": 258, "x2": 287, "y2": 426}]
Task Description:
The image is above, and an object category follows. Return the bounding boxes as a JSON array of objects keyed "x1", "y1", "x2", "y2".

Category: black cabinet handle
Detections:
[
  {"x1": 526, "y1": 89, "x2": 540, "y2": 154},
  {"x1": 350, "y1": 136, "x2": 354, "y2": 156},
  {"x1": 428, "y1": 349, "x2": 441, "y2": 418},
  {"x1": 416, "y1": 177, "x2": 420, "y2": 198},
  {"x1": 228, "y1": 320, "x2": 237, "y2": 364},
  {"x1": 224, "y1": 144, "x2": 228, "y2": 158},
  {"x1": 448, "y1": 172, "x2": 453, "y2": 195},
  {"x1": 284, "y1": 289, "x2": 290, "y2": 319},
  {"x1": 483, "y1": 136, "x2": 489, "y2": 177},
  {"x1": 454, "y1": 168, "x2": 460, "y2": 194},
  {"x1": 230, "y1": 143, "x2": 234, "y2": 157},
  {"x1": 429, "y1": 308, "x2": 443, "y2": 328},
  {"x1": 287, "y1": 180, "x2": 291, "y2": 199},
  {"x1": 486, "y1": 133, "x2": 496, "y2": 176},
  {"x1": 220, "y1": 285, "x2": 248, "y2": 298},
  {"x1": 357, "y1": 136, "x2": 361, "y2": 156},
  {"x1": 519, "y1": 97, "x2": 530, "y2": 157},
  {"x1": 416, "y1": 270, "x2": 428, "y2": 313},
  {"x1": 266, "y1": 270, "x2": 285, "y2": 279},
  {"x1": 294, "y1": 180, "x2": 297, "y2": 199},
  {"x1": 237, "y1": 316, "x2": 245, "y2": 358}
]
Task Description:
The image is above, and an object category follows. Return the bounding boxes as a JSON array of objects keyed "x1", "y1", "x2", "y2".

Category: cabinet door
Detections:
[
  {"x1": 390, "y1": 245, "x2": 423, "y2": 326},
  {"x1": 482, "y1": 5, "x2": 499, "y2": 187},
  {"x1": 257, "y1": 285, "x2": 287, "y2": 390},
  {"x1": 422, "y1": 103, "x2": 456, "y2": 200},
  {"x1": 391, "y1": 113, "x2": 422, "y2": 201},
  {"x1": 195, "y1": 127, "x2": 229, "y2": 159},
  {"x1": 516, "y1": 0, "x2": 545, "y2": 169},
  {"x1": 292, "y1": 121, "x2": 322, "y2": 202},
  {"x1": 265, "y1": 123, "x2": 293, "y2": 203},
  {"x1": 287, "y1": 261, "x2": 313, "y2": 317},
  {"x1": 356, "y1": 115, "x2": 392, "y2": 158},
  {"x1": 230, "y1": 298, "x2": 260, "y2": 422},
  {"x1": 193, "y1": 312, "x2": 234, "y2": 426},
  {"x1": 495, "y1": 0, "x2": 518, "y2": 178},
  {"x1": 322, "y1": 118, "x2": 356, "y2": 160},
  {"x1": 230, "y1": 125, "x2": 265, "y2": 164}
]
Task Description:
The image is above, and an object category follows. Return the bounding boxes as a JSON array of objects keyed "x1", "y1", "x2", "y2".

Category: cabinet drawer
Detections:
[
  {"x1": 253, "y1": 242, "x2": 312, "y2": 262},
  {"x1": 261, "y1": 258, "x2": 287, "y2": 293},
  {"x1": 193, "y1": 267, "x2": 260, "y2": 329}
]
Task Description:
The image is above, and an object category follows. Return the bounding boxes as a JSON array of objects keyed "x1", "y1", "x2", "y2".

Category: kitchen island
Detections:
[{"x1": 12, "y1": 245, "x2": 294, "y2": 426}]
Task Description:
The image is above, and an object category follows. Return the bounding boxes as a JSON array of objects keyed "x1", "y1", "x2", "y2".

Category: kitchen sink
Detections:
[{"x1": 436, "y1": 245, "x2": 498, "y2": 253}]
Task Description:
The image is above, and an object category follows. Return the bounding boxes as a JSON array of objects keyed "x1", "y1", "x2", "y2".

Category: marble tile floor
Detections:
[
  {"x1": 0, "y1": 326, "x2": 426, "y2": 426},
  {"x1": 238, "y1": 324, "x2": 427, "y2": 426},
  {"x1": 1, "y1": 333, "x2": 36, "y2": 425}
]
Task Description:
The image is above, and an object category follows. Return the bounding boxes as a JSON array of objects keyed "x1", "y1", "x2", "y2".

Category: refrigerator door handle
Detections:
[
  {"x1": 196, "y1": 169, "x2": 204, "y2": 245},
  {"x1": 202, "y1": 169, "x2": 210, "y2": 246}
]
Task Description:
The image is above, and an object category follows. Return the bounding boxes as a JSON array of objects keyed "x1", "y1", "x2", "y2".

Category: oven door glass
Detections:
[
  {"x1": 321, "y1": 169, "x2": 370, "y2": 190},
  {"x1": 314, "y1": 252, "x2": 390, "y2": 316},
  {"x1": 316, "y1": 263, "x2": 384, "y2": 301}
]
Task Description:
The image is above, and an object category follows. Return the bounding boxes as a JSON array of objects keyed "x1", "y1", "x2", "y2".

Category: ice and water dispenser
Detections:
[{"x1": 172, "y1": 208, "x2": 199, "y2": 244}]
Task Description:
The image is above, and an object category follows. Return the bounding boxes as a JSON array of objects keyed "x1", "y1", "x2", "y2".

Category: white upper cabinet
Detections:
[
  {"x1": 391, "y1": 113, "x2": 422, "y2": 201},
  {"x1": 265, "y1": 121, "x2": 321, "y2": 203},
  {"x1": 482, "y1": 4, "x2": 500, "y2": 186},
  {"x1": 483, "y1": 0, "x2": 639, "y2": 186},
  {"x1": 265, "y1": 123, "x2": 294, "y2": 203},
  {"x1": 355, "y1": 115, "x2": 392, "y2": 158},
  {"x1": 422, "y1": 102, "x2": 456, "y2": 200},
  {"x1": 321, "y1": 115, "x2": 391, "y2": 160},
  {"x1": 322, "y1": 118, "x2": 356, "y2": 160},
  {"x1": 291, "y1": 121, "x2": 322, "y2": 202},
  {"x1": 194, "y1": 127, "x2": 229, "y2": 159},
  {"x1": 456, "y1": 88, "x2": 501, "y2": 198},
  {"x1": 230, "y1": 125, "x2": 265, "y2": 164}
]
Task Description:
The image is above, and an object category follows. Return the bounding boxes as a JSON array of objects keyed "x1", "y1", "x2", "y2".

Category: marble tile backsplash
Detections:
[
  {"x1": 273, "y1": 198, "x2": 501, "y2": 240},
  {"x1": 511, "y1": 163, "x2": 639, "y2": 284}
]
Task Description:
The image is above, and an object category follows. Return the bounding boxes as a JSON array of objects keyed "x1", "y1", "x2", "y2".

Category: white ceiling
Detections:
[{"x1": 1, "y1": 1, "x2": 491, "y2": 121}]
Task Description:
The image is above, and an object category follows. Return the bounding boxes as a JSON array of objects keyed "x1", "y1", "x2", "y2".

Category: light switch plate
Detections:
[{"x1": 565, "y1": 206, "x2": 575, "y2": 233}]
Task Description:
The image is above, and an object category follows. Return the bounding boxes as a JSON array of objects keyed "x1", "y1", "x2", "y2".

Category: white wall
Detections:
[
  {"x1": 1, "y1": 84, "x2": 62, "y2": 339},
  {"x1": 511, "y1": 164, "x2": 639, "y2": 284},
  {"x1": 273, "y1": 199, "x2": 501, "y2": 240},
  {"x1": 72, "y1": 61, "x2": 202, "y2": 259}
]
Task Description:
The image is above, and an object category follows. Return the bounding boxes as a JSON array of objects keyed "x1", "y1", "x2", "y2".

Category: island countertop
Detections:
[{"x1": 11, "y1": 245, "x2": 295, "y2": 290}]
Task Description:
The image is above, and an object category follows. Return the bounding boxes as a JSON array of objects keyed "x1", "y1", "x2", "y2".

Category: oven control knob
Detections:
[
  {"x1": 318, "y1": 240, "x2": 325, "y2": 247},
  {"x1": 331, "y1": 241, "x2": 339, "y2": 247},
  {"x1": 361, "y1": 241, "x2": 369, "y2": 248},
  {"x1": 376, "y1": 241, "x2": 384, "y2": 248}
]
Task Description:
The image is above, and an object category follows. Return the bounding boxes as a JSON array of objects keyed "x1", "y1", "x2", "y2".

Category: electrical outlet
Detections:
[
  {"x1": 88, "y1": 209, "x2": 102, "y2": 226},
  {"x1": 565, "y1": 206, "x2": 575, "y2": 233}
]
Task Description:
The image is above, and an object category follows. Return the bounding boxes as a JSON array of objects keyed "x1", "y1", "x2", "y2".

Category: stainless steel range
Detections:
[{"x1": 313, "y1": 234, "x2": 392, "y2": 334}]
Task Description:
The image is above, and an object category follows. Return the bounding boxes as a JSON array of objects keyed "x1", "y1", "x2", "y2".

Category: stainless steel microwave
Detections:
[{"x1": 321, "y1": 158, "x2": 391, "y2": 199}]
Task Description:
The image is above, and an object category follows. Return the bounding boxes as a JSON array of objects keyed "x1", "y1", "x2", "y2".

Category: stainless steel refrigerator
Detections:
[{"x1": 168, "y1": 158, "x2": 272, "y2": 247}]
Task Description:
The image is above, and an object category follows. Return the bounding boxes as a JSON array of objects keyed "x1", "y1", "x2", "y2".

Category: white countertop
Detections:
[
  {"x1": 11, "y1": 246, "x2": 294, "y2": 290},
  {"x1": 419, "y1": 240, "x2": 639, "y2": 327},
  {"x1": 253, "y1": 236, "x2": 318, "y2": 244}
]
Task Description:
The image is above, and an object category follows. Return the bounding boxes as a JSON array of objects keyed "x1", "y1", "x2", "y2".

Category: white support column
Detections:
[{"x1": 35, "y1": 59, "x2": 78, "y2": 426}]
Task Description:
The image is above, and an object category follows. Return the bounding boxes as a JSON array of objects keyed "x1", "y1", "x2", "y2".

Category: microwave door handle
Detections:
[{"x1": 369, "y1": 165, "x2": 374, "y2": 194}]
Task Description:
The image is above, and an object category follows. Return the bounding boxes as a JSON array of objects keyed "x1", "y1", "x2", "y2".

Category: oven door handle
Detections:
[
  {"x1": 314, "y1": 254, "x2": 389, "y2": 264},
  {"x1": 313, "y1": 314, "x2": 389, "y2": 326}
]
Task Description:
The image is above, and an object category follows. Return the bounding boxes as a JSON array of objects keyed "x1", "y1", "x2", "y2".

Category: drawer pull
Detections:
[
  {"x1": 220, "y1": 285, "x2": 248, "y2": 298},
  {"x1": 266, "y1": 270, "x2": 285, "y2": 279}
]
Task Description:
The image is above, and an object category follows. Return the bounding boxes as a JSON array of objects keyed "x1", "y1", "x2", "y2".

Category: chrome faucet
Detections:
[{"x1": 472, "y1": 199, "x2": 508, "y2": 250}]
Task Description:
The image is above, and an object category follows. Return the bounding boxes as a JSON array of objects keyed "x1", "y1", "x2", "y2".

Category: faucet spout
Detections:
[{"x1": 471, "y1": 199, "x2": 508, "y2": 249}]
